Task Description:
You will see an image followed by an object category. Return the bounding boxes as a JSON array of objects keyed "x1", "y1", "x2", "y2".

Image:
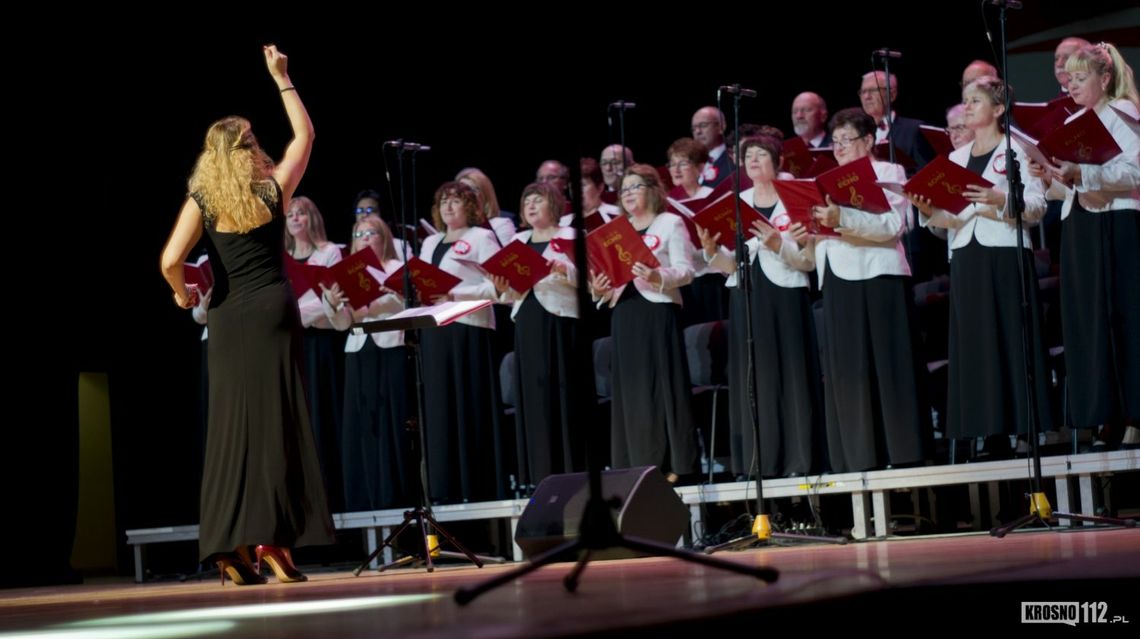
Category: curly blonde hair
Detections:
[{"x1": 188, "y1": 116, "x2": 278, "y2": 233}]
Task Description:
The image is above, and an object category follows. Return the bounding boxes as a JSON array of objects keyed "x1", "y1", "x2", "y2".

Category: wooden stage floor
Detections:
[{"x1": 3, "y1": 528, "x2": 1138, "y2": 637}]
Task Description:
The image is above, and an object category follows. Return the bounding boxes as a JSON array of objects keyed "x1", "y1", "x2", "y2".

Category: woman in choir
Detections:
[
  {"x1": 698, "y1": 134, "x2": 823, "y2": 478},
  {"x1": 589, "y1": 165, "x2": 699, "y2": 481},
  {"x1": 811, "y1": 108, "x2": 925, "y2": 472},
  {"x1": 1031, "y1": 42, "x2": 1140, "y2": 449},
  {"x1": 490, "y1": 182, "x2": 587, "y2": 488},
  {"x1": 284, "y1": 195, "x2": 347, "y2": 509},
  {"x1": 456, "y1": 167, "x2": 517, "y2": 245},
  {"x1": 418, "y1": 182, "x2": 508, "y2": 502},
  {"x1": 323, "y1": 215, "x2": 413, "y2": 511},
  {"x1": 909, "y1": 76, "x2": 1053, "y2": 455},
  {"x1": 666, "y1": 138, "x2": 728, "y2": 327},
  {"x1": 562, "y1": 157, "x2": 620, "y2": 228}
]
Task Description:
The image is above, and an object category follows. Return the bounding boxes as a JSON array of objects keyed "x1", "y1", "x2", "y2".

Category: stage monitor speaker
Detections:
[{"x1": 514, "y1": 466, "x2": 689, "y2": 560}]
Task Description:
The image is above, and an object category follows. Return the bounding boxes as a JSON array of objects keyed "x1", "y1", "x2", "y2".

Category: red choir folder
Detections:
[
  {"x1": 402, "y1": 219, "x2": 441, "y2": 244},
  {"x1": 183, "y1": 254, "x2": 214, "y2": 292},
  {"x1": 584, "y1": 211, "x2": 610, "y2": 232},
  {"x1": 771, "y1": 179, "x2": 840, "y2": 238},
  {"x1": 656, "y1": 165, "x2": 676, "y2": 191},
  {"x1": 1013, "y1": 95, "x2": 1078, "y2": 140},
  {"x1": 1040, "y1": 108, "x2": 1123, "y2": 165},
  {"x1": 806, "y1": 147, "x2": 839, "y2": 177},
  {"x1": 878, "y1": 154, "x2": 994, "y2": 215},
  {"x1": 870, "y1": 140, "x2": 916, "y2": 170},
  {"x1": 283, "y1": 255, "x2": 325, "y2": 297},
  {"x1": 318, "y1": 249, "x2": 384, "y2": 310},
  {"x1": 382, "y1": 256, "x2": 462, "y2": 301},
  {"x1": 919, "y1": 125, "x2": 955, "y2": 157},
  {"x1": 453, "y1": 239, "x2": 552, "y2": 294},
  {"x1": 815, "y1": 155, "x2": 892, "y2": 213},
  {"x1": 781, "y1": 136, "x2": 813, "y2": 178},
  {"x1": 585, "y1": 215, "x2": 660, "y2": 288},
  {"x1": 550, "y1": 237, "x2": 577, "y2": 264},
  {"x1": 691, "y1": 191, "x2": 766, "y2": 250},
  {"x1": 663, "y1": 195, "x2": 705, "y2": 250}
]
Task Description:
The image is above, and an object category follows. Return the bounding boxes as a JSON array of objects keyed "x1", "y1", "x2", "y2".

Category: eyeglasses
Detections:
[
  {"x1": 666, "y1": 160, "x2": 693, "y2": 170},
  {"x1": 619, "y1": 183, "x2": 648, "y2": 195},
  {"x1": 355, "y1": 206, "x2": 378, "y2": 215},
  {"x1": 831, "y1": 135, "x2": 865, "y2": 148},
  {"x1": 353, "y1": 229, "x2": 380, "y2": 239},
  {"x1": 600, "y1": 159, "x2": 625, "y2": 168}
]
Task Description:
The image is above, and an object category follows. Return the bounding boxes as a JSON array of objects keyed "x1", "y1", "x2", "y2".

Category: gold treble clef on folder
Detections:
[
  {"x1": 848, "y1": 186, "x2": 864, "y2": 209},
  {"x1": 616, "y1": 244, "x2": 633, "y2": 264},
  {"x1": 357, "y1": 271, "x2": 372, "y2": 291},
  {"x1": 514, "y1": 263, "x2": 531, "y2": 276}
]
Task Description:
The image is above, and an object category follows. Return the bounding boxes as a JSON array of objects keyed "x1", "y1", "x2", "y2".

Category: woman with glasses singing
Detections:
[
  {"x1": 590, "y1": 165, "x2": 699, "y2": 482},
  {"x1": 418, "y1": 181, "x2": 508, "y2": 503},
  {"x1": 160, "y1": 45, "x2": 332, "y2": 585},
  {"x1": 910, "y1": 76, "x2": 1052, "y2": 458},
  {"x1": 667, "y1": 137, "x2": 728, "y2": 327},
  {"x1": 810, "y1": 108, "x2": 925, "y2": 472},
  {"x1": 1032, "y1": 42, "x2": 1140, "y2": 449},
  {"x1": 490, "y1": 182, "x2": 587, "y2": 489},
  {"x1": 699, "y1": 135, "x2": 823, "y2": 479},
  {"x1": 323, "y1": 215, "x2": 414, "y2": 510},
  {"x1": 284, "y1": 195, "x2": 348, "y2": 511}
]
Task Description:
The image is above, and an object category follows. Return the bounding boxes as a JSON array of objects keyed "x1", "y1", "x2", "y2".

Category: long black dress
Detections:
[{"x1": 195, "y1": 181, "x2": 334, "y2": 562}]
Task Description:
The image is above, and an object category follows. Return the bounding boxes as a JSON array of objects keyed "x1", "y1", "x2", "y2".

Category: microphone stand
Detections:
[
  {"x1": 454, "y1": 111, "x2": 780, "y2": 605},
  {"x1": 353, "y1": 141, "x2": 500, "y2": 575},
  {"x1": 706, "y1": 85, "x2": 845, "y2": 552},
  {"x1": 873, "y1": 49, "x2": 917, "y2": 276},
  {"x1": 986, "y1": 0, "x2": 1132, "y2": 537},
  {"x1": 610, "y1": 101, "x2": 634, "y2": 174}
]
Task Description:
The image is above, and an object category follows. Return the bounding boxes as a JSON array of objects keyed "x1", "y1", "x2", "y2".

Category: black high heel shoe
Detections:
[
  {"x1": 256, "y1": 545, "x2": 307, "y2": 583},
  {"x1": 216, "y1": 552, "x2": 267, "y2": 586}
]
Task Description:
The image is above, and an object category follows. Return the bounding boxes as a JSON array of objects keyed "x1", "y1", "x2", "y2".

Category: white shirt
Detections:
[
  {"x1": 597, "y1": 213, "x2": 695, "y2": 307},
  {"x1": 327, "y1": 258, "x2": 406, "y2": 351},
  {"x1": 706, "y1": 192, "x2": 813, "y2": 288},
  {"x1": 499, "y1": 226, "x2": 579, "y2": 320},
  {"x1": 419, "y1": 226, "x2": 501, "y2": 329}
]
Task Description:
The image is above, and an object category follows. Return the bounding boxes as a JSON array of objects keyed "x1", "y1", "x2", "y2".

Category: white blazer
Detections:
[
  {"x1": 706, "y1": 190, "x2": 813, "y2": 289},
  {"x1": 813, "y1": 160, "x2": 911, "y2": 286},
  {"x1": 489, "y1": 216, "x2": 517, "y2": 246},
  {"x1": 500, "y1": 226, "x2": 579, "y2": 320},
  {"x1": 560, "y1": 204, "x2": 619, "y2": 227},
  {"x1": 598, "y1": 213, "x2": 694, "y2": 307},
  {"x1": 1051, "y1": 99, "x2": 1140, "y2": 218},
  {"x1": 296, "y1": 242, "x2": 343, "y2": 329},
  {"x1": 419, "y1": 226, "x2": 501, "y2": 329},
  {"x1": 327, "y1": 258, "x2": 406, "y2": 351},
  {"x1": 920, "y1": 135, "x2": 1046, "y2": 252}
]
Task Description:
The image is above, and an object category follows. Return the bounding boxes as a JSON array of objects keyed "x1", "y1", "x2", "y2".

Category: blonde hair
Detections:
[
  {"x1": 283, "y1": 196, "x2": 329, "y2": 253},
  {"x1": 455, "y1": 167, "x2": 502, "y2": 222},
  {"x1": 1065, "y1": 42, "x2": 1139, "y2": 108},
  {"x1": 617, "y1": 164, "x2": 667, "y2": 216},
  {"x1": 353, "y1": 214, "x2": 398, "y2": 263},
  {"x1": 188, "y1": 116, "x2": 277, "y2": 233}
]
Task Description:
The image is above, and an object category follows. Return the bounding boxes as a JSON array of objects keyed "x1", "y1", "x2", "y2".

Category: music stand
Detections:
[{"x1": 350, "y1": 300, "x2": 506, "y2": 573}]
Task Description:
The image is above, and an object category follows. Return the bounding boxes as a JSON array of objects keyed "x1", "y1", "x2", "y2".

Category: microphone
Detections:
[
  {"x1": 384, "y1": 139, "x2": 405, "y2": 148},
  {"x1": 609, "y1": 101, "x2": 636, "y2": 109},
  {"x1": 719, "y1": 85, "x2": 757, "y2": 97},
  {"x1": 405, "y1": 143, "x2": 431, "y2": 152},
  {"x1": 873, "y1": 49, "x2": 902, "y2": 59}
]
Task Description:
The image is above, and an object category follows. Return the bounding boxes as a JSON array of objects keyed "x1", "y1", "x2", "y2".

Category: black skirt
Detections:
[
  {"x1": 420, "y1": 322, "x2": 507, "y2": 503},
  {"x1": 302, "y1": 327, "x2": 345, "y2": 511},
  {"x1": 1060, "y1": 201, "x2": 1140, "y2": 427},
  {"x1": 679, "y1": 272, "x2": 730, "y2": 327},
  {"x1": 341, "y1": 340, "x2": 413, "y2": 511},
  {"x1": 946, "y1": 240, "x2": 1053, "y2": 439},
  {"x1": 728, "y1": 262, "x2": 825, "y2": 477},
  {"x1": 512, "y1": 294, "x2": 589, "y2": 487},
  {"x1": 820, "y1": 265, "x2": 925, "y2": 472},
  {"x1": 610, "y1": 287, "x2": 699, "y2": 475}
]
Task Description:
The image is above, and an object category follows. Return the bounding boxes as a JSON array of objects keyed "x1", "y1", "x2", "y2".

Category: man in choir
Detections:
[
  {"x1": 1039, "y1": 37, "x2": 1091, "y2": 260},
  {"x1": 599, "y1": 144, "x2": 635, "y2": 204},
  {"x1": 691, "y1": 106, "x2": 734, "y2": 187},
  {"x1": 536, "y1": 159, "x2": 572, "y2": 213},
  {"x1": 791, "y1": 91, "x2": 831, "y2": 148},
  {"x1": 960, "y1": 60, "x2": 999, "y2": 87}
]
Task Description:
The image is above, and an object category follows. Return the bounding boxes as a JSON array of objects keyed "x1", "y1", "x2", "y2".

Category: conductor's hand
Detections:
[{"x1": 263, "y1": 44, "x2": 289, "y2": 79}]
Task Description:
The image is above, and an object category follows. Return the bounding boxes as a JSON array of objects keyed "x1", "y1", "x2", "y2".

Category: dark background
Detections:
[{"x1": 18, "y1": 2, "x2": 1134, "y2": 582}]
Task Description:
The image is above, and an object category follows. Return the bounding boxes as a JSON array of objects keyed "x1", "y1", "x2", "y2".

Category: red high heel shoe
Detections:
[
  {"x1": 256, "y1": 545, "x2": 307, "y2": 583},
  {"x1": 216, "y1": 552, "x2": 267, "y2": 586}
]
